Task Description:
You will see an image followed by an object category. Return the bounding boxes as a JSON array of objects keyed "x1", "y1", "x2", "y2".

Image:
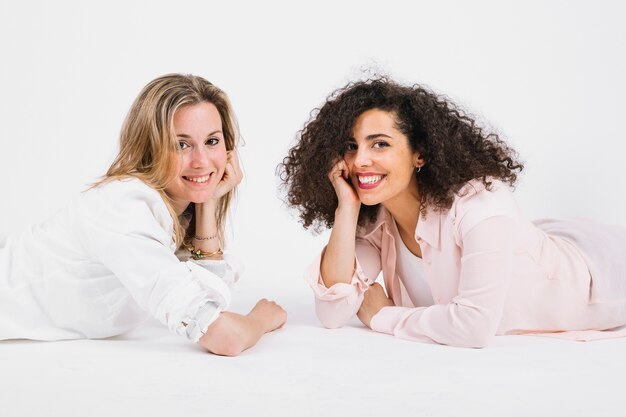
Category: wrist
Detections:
[
  {"x1": 194, "y1": 200, "x2": 220, "y2": 252},
  {"x1": 246, "y1": 310, "x2": 270, "y2": 334},
  {"x1": 193, "y1": 232, "x2": 218, "y2": 242},
  {"x1": 195, "y1": 199, "x2": 219, "y2": 216},
  {"x1": 185, "y1": 244, "x2": 223, "y2": 260},
  {"x1": 335, "y1": 204, "x2": 360, "y2": 220}
]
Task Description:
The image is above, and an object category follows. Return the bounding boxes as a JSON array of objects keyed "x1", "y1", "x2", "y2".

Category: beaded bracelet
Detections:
[{"x1": 193, "y1": 234, "x2": 218, "y2": 241}]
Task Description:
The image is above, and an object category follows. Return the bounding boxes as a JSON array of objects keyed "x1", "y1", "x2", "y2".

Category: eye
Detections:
[
  {"x1": 345, "y1": 142, "x2": 358, "y2": 152},
  {"x1": 178, "y1": 141, "x2": 190, "y2": 150},
  {"x1": 373, "y1": 141, "x2": 389, "y2": 149},
  {"x1": 206, "y1": 137, "x2": 220, "y2": 146}
]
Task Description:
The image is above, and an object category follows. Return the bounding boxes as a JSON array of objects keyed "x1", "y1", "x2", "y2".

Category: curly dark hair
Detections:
[{"x1": 279, "y1": 76, "x2": 524, "y2": 231}]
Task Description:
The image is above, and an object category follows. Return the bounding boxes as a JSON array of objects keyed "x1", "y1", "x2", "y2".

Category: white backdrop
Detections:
[{"x1": 1, "y1": 0, "x2": 625, "y2": 300}]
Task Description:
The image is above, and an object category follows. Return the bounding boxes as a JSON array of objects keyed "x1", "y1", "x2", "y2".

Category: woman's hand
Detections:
[
  {"x1": 247, "y1": 299, "x2": 287, "y2": 333},
  {"x1": 328, "y1": 159, "x2": 360, "y2": 212},
  {"x1": 199, "y1": 299, "x2": 287, "y2": 356},
  {"x1": 213, "y1": 150, "x2": 243, "y2": 201},
  {"x1": 357, "y1": 283, "x2": 394, "y2": 328}
]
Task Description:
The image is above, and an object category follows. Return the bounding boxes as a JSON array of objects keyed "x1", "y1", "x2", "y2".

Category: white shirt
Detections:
[
  {"x1": 0, "y1": 178, "x2": 236, "y2": 342},
  {"x1": 390, "y1": 219, "x2": 434, "y2": 307}
]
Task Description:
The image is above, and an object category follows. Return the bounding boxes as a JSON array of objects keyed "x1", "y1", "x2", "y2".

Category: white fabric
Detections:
[
  {"x1": 0, "y1": 178, "x2": 236, "y2": 342},
  {"x1": 390, "y1": 219, "x2": 434, "y2": 307},
  {"x1": 2, "y1": 287, "x2": 626, "y2": 417}
]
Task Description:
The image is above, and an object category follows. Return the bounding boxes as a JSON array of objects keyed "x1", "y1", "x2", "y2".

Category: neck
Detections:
[
  {"x1": 382, "y1": 187, "x2": 421, "y2": 236},
  {"x1": 170, "y1": 198, "x2": 190, "y2": 216}
]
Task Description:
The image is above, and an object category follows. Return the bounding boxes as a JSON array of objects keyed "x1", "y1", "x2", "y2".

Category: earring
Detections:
[{"x1": 416, "y1": 166, "x2": 421, "y2": 173}]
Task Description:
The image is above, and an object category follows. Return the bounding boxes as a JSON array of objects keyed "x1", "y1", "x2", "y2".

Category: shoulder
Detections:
[
  {"x1": 450, "y1": 178, "x2": 522, "y2": 236},
  {"x1": 80, "y1": 177, "x2": 173, "y2": 235},
  {"x1": 90, "y1": 177, "x2": 161, "y2": 200},
  {"x1": 453, "y1": 178, "x2": 517, "y2": 210},
  {"x1": 86, "y1": 177, "x2": 164, "y2": 208}
]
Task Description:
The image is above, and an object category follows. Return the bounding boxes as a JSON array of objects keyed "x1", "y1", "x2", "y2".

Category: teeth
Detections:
[
  {"x1": 185, "y1": 175, "x2": 210, "y2": 183},
  {"x1": 358, "y1": 175, "x2": 383, "y2": 184}
]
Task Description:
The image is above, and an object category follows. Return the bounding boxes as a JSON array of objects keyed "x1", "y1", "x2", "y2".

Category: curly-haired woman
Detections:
[
  {"x1": 280, "y1": 76, "x2": 626, "y2": 348},
  {"x1": 0, "y1": 74, "x2": 286, "y2": 355}
]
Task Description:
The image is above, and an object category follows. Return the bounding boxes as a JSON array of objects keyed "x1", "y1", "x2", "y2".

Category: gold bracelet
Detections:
[{"x1": 186, "y1": 244, "x2": 223, "y2": 260}]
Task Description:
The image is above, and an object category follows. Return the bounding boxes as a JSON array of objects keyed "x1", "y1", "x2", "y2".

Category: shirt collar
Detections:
[
  {"x1": 359, "y1": 206, "x2": 390, "y2": 239},
  {"x1": 359, "y1": 205, "x2": 443, "y2": 250},
  {"x1": 415, "y1": 208, "x2": 443, "y2": 250}
]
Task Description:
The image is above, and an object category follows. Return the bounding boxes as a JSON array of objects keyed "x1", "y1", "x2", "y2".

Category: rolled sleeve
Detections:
[
  {"x1": 182, "y1": 301, "x2": 220, "y2": 342},
  {"x1": 304, "y1": 238, "x2": 382, "y2": 329}
]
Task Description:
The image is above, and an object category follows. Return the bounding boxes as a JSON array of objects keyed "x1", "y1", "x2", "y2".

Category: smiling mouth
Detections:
[
  {"x1": 183, "y1": 174, "x2": 211, "y2": 184},
  {"x1": 356, "y1": 174, "x2": 386, "y2": 189}
]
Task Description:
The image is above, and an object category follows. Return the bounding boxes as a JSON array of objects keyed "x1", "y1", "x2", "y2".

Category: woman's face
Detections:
[
  {"x1": 166, "y1": 102, "x2": 227, "y2": 214},
  {"x1": 343, "y1": 109, "x2": 421, "y2": 207}
]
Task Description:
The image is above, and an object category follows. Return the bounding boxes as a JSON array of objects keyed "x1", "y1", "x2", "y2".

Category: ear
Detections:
[{"x1": 413, "y1": 153, "x2": 425, "y2": 169}]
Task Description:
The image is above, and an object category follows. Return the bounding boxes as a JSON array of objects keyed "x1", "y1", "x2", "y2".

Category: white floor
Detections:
[{"x1": 2, "y1": 284, "x2": 625, "y2": 417}]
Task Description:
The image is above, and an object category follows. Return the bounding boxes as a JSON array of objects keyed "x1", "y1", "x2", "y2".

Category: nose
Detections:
[
  {"x1": 353, "y1": 146, "x2": 372, "y2": 168},
  {"x1": 190, "y1": 146, "x2": 210, "y2": 168}
]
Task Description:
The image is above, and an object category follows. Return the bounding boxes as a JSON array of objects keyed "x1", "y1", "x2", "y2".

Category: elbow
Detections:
[
  {"x1": 319, "y1": 317, "x2": 344, "y2": 330},
  {"x1": 198, "y1": 316, "x2": 246, "y2": 357},
  {"x1": 314, "y1": 289, "x2": 365, "y2": 330},
  {"x1": 315, "y1": 301, "x2": 356, "y2": 329}
]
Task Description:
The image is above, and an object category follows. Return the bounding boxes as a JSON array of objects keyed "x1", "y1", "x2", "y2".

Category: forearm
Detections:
[
  {"x1": 193, "y1": 200, "x2": 222, "y2": 259},
  {"x1": 370, "y1": 217, "x2": 516, "y2": 348},
  {"x1": 320, "y1": 206, "x2": 360, "y2": 287}
]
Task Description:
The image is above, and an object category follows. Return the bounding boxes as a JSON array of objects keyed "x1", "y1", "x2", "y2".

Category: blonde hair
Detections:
[{"x1": 97, "y1": 73, "x2": 240, "y2": 247}]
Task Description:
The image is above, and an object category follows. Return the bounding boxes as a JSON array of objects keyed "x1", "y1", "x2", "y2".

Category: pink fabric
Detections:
[{"x1": 305, "y1": 180, "x2": 626, "y2": 347}]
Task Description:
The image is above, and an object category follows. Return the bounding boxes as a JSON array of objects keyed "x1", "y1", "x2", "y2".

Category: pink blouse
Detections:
[{"x1": 305, "y1": 180, "x2": 626, "y2": 347}]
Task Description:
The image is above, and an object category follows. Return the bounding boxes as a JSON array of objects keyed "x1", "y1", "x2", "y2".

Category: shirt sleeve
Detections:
[
  {"x1": 370, "y1": 215, "x2": 518, "y2": 348},
  {"x1": 178, "y1": 250, "x2": 242, "y2": 289},
  {"x1": 80, "y1": 179, "x2": 232, "y2": 343},
  {"x1": 304, "y1": 236, "x2": 382, "y2": 329}
]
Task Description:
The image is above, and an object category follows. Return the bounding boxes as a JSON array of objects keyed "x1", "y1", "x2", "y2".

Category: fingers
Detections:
[
  {"x1": 358, "y1": 283, "x2": 393, "y2": 328},
  {"x1": 227, "y1": 151, "x2": 244, "y2": 185},
  {"x1": 327, "y1": 159, "x2": 347, "y2": 183},
  {"x1": 253, "y1": 298, "x2": 287, "y2": 331},
  {"x1": 342, "y1": 162, "x2": 349, "y2": 180},
  {"x1": 214, "y1": 151, "x2": 243, "y2": 199},
  {"x1": 254, "y1": 298, "x2": 285, "y2": 315},
  {"x1": 362, "y1": 283, "x2": 387, "y2": 305},
  {"x1": 367, "y1": 282, "x2": 388, "y2": 298}
]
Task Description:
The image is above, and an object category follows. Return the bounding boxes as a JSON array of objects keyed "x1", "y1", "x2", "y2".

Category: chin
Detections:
[
  {"x1": 358, "y1": 196, "x2": 382, "y2": 206},
  {"x1": 189, "y1": 192, "x2": 216, "y2": 204}
]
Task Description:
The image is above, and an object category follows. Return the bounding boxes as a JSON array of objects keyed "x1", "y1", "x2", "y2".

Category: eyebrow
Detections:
[
  {"x1": 176, "y1": 130, "x2": 223, "y2": 139},
  {"x1": 348, "y1": 133, "x2": 394, "y2": 141}
]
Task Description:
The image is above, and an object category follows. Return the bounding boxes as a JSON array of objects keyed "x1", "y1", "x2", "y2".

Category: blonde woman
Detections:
[{"x1": 0, "y1": 74, "x2": 286, "y2": 355}]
